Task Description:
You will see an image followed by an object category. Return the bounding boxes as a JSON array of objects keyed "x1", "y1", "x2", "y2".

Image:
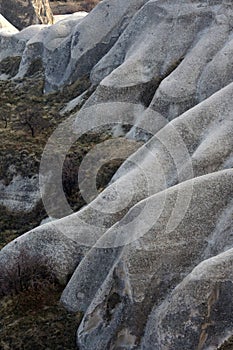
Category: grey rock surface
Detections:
[
  {"x1": 74, "y1": 169, "x2": 233, "y2": 349},
  {"x1": 0, "y1": 0, "x2": 53, "y2": 30},
  {"x1": 0, "y1": 24, "x2": 47, "y2": 62},
  {"x1": 0, "y1": 0, "x2": 148, "y2": 89},
  {"x1": 0, "y1": 218, "x2": 87, "y2": 291},
  {"x1": 0, "y1": 175, "x2": 40, "y2": 212},
  {"x1": 1, "y1": 0, "x2": 233, "y2": 349},
  {"x1": 142, "y1": 247, "x2": 233, "y2": 350}
]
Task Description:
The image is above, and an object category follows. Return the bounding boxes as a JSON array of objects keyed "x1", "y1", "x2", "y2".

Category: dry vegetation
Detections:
[
  {"x1": 0, "y1": 1, "x2": 143, "y2": 349},
  {"x1": 0, "y1": 247, "x2": 81, "y2": 349},
  {"x1": 0, "y1": 57, "x2": 91, "y2": 248},
  {"x1": 0, "y1": 284, "x2": 82, "y2": 350},
  {"x1": 219, "y1": 339, "x2": 233, "y2": 350},
  {"x1": 0, "y1": 285, "x2": 81, "y2": 350},
  {"x1": 0, "y1": 52, "x2": 124, "y2": 349},
  {"x1": 1, "y1": 2, "x2": 233, "y2": 348},
  {"x1": 0, "y1": 56, "x2": 127, "y2": 250}
]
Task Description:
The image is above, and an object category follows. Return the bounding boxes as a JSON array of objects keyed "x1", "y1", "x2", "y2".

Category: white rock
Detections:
[
  {"x1": 0, "y1": 175, "x2": 40, "y2": 212},
  {"x1": 1, "y1": 1, "x2": 233, "y2": 349},
  {"x1": 0, "y1": 14, "x2": 18, "y2": 34},
  {"x1": 53, "y1": 12, "x2": 88, "y2": 24}
]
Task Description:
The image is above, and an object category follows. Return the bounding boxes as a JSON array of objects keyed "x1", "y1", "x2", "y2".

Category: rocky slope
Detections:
[
  {"x1": 0, "y1": 0, "x2": 53, "y2": 30},
  {"x1": 1, "y1": 0, "x2": 233, "y2": 349},
  {"x1": 0, "y1": 0, "x2": 99, "y2": 30}
]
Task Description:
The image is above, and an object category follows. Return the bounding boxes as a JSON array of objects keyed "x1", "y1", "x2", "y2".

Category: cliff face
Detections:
[
  {"x1": 0, "y1": 0, "x2": 53, "y2": 30},
  {"x1": 1, "y1": 1, "x2": 233, "y2": 349}
]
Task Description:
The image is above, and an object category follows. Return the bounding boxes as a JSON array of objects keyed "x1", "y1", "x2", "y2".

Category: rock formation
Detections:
[
  {"x1": 0, "y1": 0, "x2": 53, "y2": 30},
  {"x1": 0, "y1": 174, "x2": 40, "y2": 212},
  {"x1": 0, "y1": 14, "x2": 18, "y2": 34},
  {"x1": 1, "y1": 0, "x2": 233, "y2": 349}
]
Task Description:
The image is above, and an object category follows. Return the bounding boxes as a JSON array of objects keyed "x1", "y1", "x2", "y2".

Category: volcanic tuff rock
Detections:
[
  {"x1": 0, "y1": 24, "x2": 46, "y2": 64},
  {"x1": 0, "y1": 0, "x2": 148, "y2": 90},
  {"x1": 0, "y1": 0, "x2": 53, "y2": 30},
  {"x1": 1, "y1": 0, "x2": 233, "y2": 349},
  {"x1": 0, "y1": 175, "x2": 40, "y2": 212}
]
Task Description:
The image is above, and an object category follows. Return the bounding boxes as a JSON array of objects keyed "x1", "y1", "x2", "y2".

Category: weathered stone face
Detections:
[
  {"x1": 1, "y1": 0, "x2": 233, "y2": 349},
  {"x1": 0, "y1": 0, "x2": 53, "y2": 30}
]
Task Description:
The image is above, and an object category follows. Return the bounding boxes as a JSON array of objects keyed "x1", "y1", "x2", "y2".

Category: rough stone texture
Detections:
[
  {"x1": 0, "y1": 219, "x2": 87, "y2": 292},
  {"x1": 142, "y1": 247, "x2": 233, "y2": 350},
  {"x1": 0, "y1": 24, "x2": 47, "y2": 62},
  {"x1": 14, "y1": 11, "x2": 90, "y2": 83},
  {"x1": 0, "y1": 175, "x2": 40, "y2": 212},
  {"x1": 0, "y1": 0, "x2": 53, "y2": 30},
  {"x1": 1, "y1": 0, "x2": 233, "y2": 349},
  {"x1": 72, "y1": 170, "x2": 233, "y2": 349},
  {"x1": 0, "y1": 0, "x2": 148, "y2": 89}
]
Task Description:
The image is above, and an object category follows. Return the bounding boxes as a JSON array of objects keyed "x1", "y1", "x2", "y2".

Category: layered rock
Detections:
[{"x1": 1, "y1": 0, "x2": 233, "y2": 349}]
